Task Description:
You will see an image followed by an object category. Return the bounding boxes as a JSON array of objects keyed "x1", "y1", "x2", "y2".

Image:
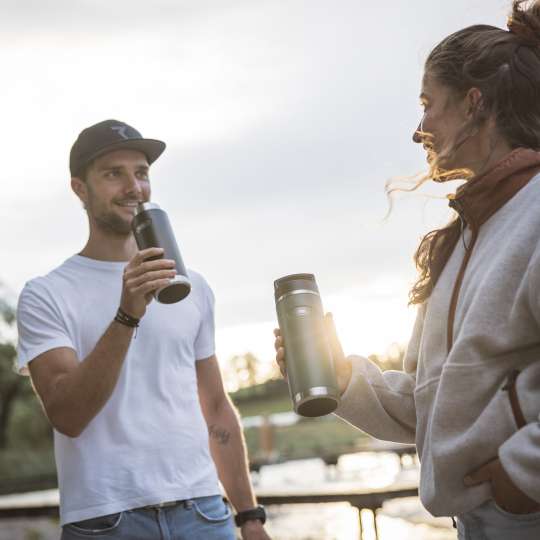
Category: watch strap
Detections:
[{"x1": 234, "y1": 505, "x2": 266, "y2": 527}]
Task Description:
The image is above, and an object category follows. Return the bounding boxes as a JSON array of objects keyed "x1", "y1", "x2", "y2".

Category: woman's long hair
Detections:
[{"x1": 404, "y1": 0, "x2": 540, "y2": 305}]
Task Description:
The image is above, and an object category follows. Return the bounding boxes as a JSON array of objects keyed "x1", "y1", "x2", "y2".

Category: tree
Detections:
[
  {"x1": 0, "y1": 285, "x2": 56, "y2": 492},
  {"x1": 368, "y1": 342, "x2": 406, "y2": 372},
  {"x1": 0, "y1": 296, "x2": 25, "y2": 449},
  {"x1": 0, "y1": 341, "x2": 25, "y2": 448},
  {"x1": 0, "y1": 287, "x2": 51, "y2": 451},
  {"x1": 229, "y1": 352, "x2": 262, "y2": 389}
]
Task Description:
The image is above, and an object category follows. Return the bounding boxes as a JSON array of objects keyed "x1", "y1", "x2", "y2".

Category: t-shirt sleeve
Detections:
[
  {"x1": 193, "y1": 275, "x2": 216, "y2": 361},
  {"x1": 17, "y1": 281, "x2": 75, "y2": 375}
]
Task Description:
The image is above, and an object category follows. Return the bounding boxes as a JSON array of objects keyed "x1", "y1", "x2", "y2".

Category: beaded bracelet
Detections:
[{"x1": 114, "y1": 307, "x2": 140, "y2": 336}]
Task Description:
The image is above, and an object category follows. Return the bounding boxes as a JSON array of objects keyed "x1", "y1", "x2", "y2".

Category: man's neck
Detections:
[{"x1": 79, "y1": 228, "x2": 138, "y2": 262}]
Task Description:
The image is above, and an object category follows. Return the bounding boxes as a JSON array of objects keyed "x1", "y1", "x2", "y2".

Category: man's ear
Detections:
[
  {"x1": 71, "y1": 177, "x2": 88, "y2": 209},
  {"x1": 465, "y1": 87, "x2": 484, "y2": 119}
]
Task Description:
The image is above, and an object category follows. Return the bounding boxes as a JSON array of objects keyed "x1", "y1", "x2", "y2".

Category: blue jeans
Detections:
[
  {"x1": 61, "y1": 495, "x2": 236, "y2": 540},
  {"x1": 457, "y1": 500, "x2": 540, "y2": 540}
]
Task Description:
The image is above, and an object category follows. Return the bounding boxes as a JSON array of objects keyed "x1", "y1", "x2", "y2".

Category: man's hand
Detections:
[
  {"x1": 464, "y1": 458, "x2": 540, "y2": 514},
  {"x1": 240, "y1": 520, "x2": 272, "y2": 540},
  {"x1": 273, "y1": 312, "x2": 352, "y2": 395},
  {"x1": 120, "y1": 247, "x2": 176, "y2": 319}
]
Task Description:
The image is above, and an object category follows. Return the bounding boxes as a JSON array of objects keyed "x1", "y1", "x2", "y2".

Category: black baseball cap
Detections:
[{"x1": 69, "y1": 119, "x2": 166, "y2": 177}]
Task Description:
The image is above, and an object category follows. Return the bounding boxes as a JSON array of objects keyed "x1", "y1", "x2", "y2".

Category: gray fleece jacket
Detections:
[{"x1": 335, "y1": 164, "x2": 540, "y2": 517}]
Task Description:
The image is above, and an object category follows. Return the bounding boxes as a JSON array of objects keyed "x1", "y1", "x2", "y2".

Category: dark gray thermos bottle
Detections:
[
  {"x1": 131, "y1": 202, "x2": 191, "y2": 303},
  {"x1": 274, "y1": 273, "x2": 340, "y2": 417}
]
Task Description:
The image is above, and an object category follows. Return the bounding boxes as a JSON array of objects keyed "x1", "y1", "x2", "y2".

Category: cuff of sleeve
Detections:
[
  {"x1": 499, "y1": 423, "x2": 540, "y2": 504},
  {"x1": 334, "y1": 355, "x2": 372, "y2": 422},
  {"x1": 18, "y1": 339, "x2": 76, "y2": 375},
  {"x1": 335, "y1": 355, "x2": 367, "y2": 409},
  {"x1": 195, "y1": 347, "x2": 215, "y2": 361},
  {"x1": 333, "y1": 355, "x2": 416, "y2": 444}
]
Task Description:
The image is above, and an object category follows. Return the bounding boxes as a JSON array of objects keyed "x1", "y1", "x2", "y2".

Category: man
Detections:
[{"x1": 16, "y1": 120, "x2": 271, "y2": 540}]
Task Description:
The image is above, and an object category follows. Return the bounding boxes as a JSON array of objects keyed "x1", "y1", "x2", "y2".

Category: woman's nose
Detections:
[{"x1": 412, "y1": 118, "x2": 423, "y2": 143}]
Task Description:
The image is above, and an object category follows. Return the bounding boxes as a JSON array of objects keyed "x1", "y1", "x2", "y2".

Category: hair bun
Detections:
[{"x1": 508, "y1": 1, "x2": 540, "y2": 46}]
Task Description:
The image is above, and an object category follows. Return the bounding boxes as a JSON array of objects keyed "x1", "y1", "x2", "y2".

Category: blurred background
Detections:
[{"x1": 0, "y1": 1, "x2": 509, "y2": 538}]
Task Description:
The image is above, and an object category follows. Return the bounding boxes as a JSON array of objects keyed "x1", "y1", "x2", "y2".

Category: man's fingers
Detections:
[
  {"x1": 133, "y1": 247, "x2": 164, "y2": 264},
  {"x1": 125, "y1": 258, "x2": 176, "y2": 279},
  {"x1": 464, "y1": 460, "x2": 497, "y2": 486},
  {"x1": 133, "y1": 278, "x2": 172, "y2": 297},
  {"x1": 140, "y1": 247, "x2": 165, "y2": 258},
  {"x1": 128, "y1": 269, "x2": 176, "y2": 288}
]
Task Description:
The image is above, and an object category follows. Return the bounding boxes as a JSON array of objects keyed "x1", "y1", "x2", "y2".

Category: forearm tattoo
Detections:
[{"x1": 209, "y1": 424, "x2": 231, "y2": 445}]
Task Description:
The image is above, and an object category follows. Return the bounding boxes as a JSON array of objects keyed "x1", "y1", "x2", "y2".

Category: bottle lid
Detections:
[
  {"x1": 274, "y1": 273, "x2": 319, "y2": 302},
  {"x1": 134, "y1": 202, "x2": 161, "y2": 215}
]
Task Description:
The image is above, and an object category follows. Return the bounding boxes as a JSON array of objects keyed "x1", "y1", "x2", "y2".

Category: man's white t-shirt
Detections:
[{"x1": 16, "y1": 255, "x2": 221, "y2": 525}]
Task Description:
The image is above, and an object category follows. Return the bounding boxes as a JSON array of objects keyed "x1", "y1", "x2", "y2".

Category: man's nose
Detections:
[{"x1": 125, "y1": 173, "x2": 143, "y2": 198}]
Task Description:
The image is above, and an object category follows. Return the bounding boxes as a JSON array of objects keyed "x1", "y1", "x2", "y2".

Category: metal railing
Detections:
[{"x1": 0, "y1": 484, "x2": 419, "y2": 540}]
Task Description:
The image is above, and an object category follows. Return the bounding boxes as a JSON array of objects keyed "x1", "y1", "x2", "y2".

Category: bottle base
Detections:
[
  {"x1": 293, "y1": 387, "x2": 340, "y2": 417},
  {"x1": 155, "y1": 275, "x2": 191, "y2": 304}
]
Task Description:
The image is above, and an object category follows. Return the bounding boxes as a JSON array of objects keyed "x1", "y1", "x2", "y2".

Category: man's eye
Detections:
[{"x1": 105, "y1": 170, "x2": 120, "y2": 178}]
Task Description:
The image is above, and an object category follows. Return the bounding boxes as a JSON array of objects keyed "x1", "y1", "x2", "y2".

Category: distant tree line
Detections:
[
  {"x1": 0, "y1": 283, "x2": 408, "y2": 492},
  {"x1": 0, "y1": 289, "x2": 55, "y2": 491}
]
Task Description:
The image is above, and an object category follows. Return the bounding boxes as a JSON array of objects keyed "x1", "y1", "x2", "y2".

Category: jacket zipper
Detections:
[{"x1": 446, "y1": 198, "x2": 478, "y2": 353}]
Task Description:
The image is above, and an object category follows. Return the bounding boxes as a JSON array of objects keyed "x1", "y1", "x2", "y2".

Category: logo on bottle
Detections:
[
  {"x1": 135, "y1": 221, "x2": 151, "y2": 234},
  {"x1": 292, "y1": 306, "x2": 312, "y2": 317}
]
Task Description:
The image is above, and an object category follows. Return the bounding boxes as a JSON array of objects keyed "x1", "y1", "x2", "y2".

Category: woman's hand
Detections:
[
  {"x1": 273, "y1": 312, "x2": 352, "y2": 395},
  {"x1": 464, "y1": 458, "x2": 540, "y2": 514}
]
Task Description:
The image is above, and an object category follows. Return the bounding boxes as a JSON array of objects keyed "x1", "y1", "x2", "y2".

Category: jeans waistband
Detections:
[{"x1": 138, "y1": 499, "x2": 190, "y2": 511}]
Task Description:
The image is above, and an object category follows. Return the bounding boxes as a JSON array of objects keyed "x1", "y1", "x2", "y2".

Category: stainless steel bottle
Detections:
[
  {"x1": 132, "y1": 202, "x2": 191, "y2": 303},
  {"x1": 274, "y1": 273, "x2": 340, "y2": 417}
]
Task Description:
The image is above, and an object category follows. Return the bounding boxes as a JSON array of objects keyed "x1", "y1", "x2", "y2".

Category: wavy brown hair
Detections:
[{"x1": 406, "y1": 0, "x2": 540, "y2": 305}]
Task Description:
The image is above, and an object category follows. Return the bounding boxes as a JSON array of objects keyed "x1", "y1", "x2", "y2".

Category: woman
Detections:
[{"x1": 275, "y1": 1, "x2": 540, "y2": 538}]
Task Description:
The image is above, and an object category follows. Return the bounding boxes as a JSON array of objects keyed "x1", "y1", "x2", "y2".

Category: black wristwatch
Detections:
[{"x1": 234, "y1": 505, "x2": 266, "y2": 527}]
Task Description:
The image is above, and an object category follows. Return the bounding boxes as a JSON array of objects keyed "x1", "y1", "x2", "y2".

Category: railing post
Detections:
[
  {"x1": 372, "y1": 508, "x2": 380, "y2": 540},
  {"x1": 351, "y1": 505, "x2": 364, "y2": 540},
  {"x1": 352, "y1": 505, "x2": 380, "y2": 540}
]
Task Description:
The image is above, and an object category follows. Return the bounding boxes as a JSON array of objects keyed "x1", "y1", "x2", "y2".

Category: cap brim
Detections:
[{"x1": 85, "y1": 138, "x2": 166, "y2": 168}]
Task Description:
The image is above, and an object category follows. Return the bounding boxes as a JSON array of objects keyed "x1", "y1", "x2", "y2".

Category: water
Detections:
[
  {"x1": 0, "y1": 452, "x2": 456, "y2": 540},
  {"x1": 254, "y1": 452, "x2": 456, "y2": 540}
]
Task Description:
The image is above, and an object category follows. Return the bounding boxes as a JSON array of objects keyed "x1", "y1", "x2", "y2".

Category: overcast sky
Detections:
[{"x1": 1, "y1": 0, "x2": 509, "y2": 370}]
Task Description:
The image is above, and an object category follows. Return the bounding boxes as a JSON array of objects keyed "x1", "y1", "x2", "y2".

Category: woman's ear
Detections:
[
  {"x1": 71, "y1": 177, "x2": 88, "y2": 209},
  {"x1": 466, "y1": 87, "x2": 484, "y2": 118}
]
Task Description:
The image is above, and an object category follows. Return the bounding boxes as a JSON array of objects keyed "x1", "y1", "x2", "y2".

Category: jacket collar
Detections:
[{"x1": 449, "y1": 148, "x2": 540, "y2": 229}]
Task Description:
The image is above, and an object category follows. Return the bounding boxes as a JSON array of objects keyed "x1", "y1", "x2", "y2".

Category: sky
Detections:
[{"x1": 0, "y1": 0, "x2": 509, "y2": 376}]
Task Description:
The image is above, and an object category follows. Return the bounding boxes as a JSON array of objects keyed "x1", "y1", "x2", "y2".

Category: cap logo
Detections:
[{"x1": 111, "y1": 125, "x2": 130, "y2": 139}]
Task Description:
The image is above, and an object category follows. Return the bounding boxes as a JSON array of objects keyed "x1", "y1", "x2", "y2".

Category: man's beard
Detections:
[
  {"x1": 94, "y1": 211, "x2": 133, "y2": 235},
  {"x1": 87, "y1": 198, "x2": 134, "y2": 236}
]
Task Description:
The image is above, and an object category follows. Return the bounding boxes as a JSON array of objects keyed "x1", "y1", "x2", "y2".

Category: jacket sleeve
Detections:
[{"x1": 333, "y1": 304, "x2": 424, "y2": 444}]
